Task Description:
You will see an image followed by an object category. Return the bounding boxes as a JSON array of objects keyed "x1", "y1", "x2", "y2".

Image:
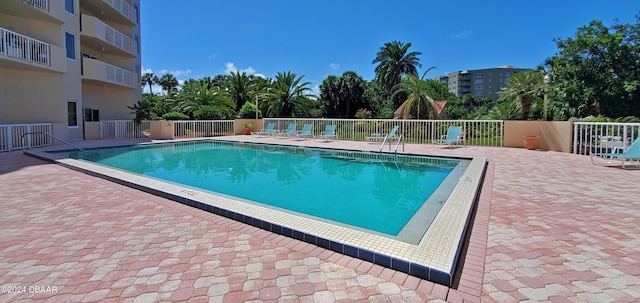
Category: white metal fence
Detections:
[
  {"x1": 573, "y1": 122, "x2": 640, "y2": 155},
  {"x1": 0, "y1": 123, "x2": 52, "y2": 152},
  {"x1": 173, "y1": 120, "x2": 235, "y2": 138},
  {"x1": 100, "y1": 120, "x2": 150, "y2": 139},
  {"x1": 263, "y1": 118, "x2": 504, "y2": 146}
]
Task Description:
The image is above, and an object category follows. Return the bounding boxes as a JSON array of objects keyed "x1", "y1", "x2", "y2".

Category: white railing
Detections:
[
  {"x1": 262, "y1": 118, "x2": 504, "y2": 146},
  {"x1": 173, "y1": 121, "x2": 235, "y2": 138},
  {"x1": 103, "y1": 0, "x2": 130, "y2": 20},
  {"x1": 573, "y1": 122, "x2": 640, "y2": 155},
  {"x1": 100, "y1": 120, "x2": 150, "y2": 139},
  {"x1": 0, "y1": 123, "x2": 52, "y2": 152},
  {"x1": 24, "y1": 0, "x2": 49, "y2": 12},
  {"x1": 0, "y1": 27, "x2": 50, "y2": 66},
  {"x1": 104, "y1": 24, "x2": 131, "y2": 53},
  {"x1": 105, "y1": 62, "x2": 132, "y2": 86}
]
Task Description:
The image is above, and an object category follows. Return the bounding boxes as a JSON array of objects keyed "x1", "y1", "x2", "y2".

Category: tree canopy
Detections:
[{"x1": 545, "y1": 15, "x2": 640, "y2": 119}]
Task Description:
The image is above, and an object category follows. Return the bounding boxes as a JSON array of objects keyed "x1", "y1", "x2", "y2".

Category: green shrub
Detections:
[
  {"x1": 162, "y1": 112, "x2": 190, "y2": 120},
  {"x1": 194, "y1": 106, "x2": 223, "y2": 120},
  {"x1": 238, "y1": 102, "x2": 261, "y2": 119}
]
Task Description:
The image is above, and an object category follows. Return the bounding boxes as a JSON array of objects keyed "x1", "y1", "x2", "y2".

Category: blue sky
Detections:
[{"x1": 140, "y1": 0, "x2": 639, "y2": 94}]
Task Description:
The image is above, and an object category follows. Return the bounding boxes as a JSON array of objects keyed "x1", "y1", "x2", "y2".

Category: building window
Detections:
[
  {"x1": 68, "y1": 101, "x2": 78, "y2": 127},
  {"x1": 65, "y1": 32, "x2": 75, "y2": 60},
  {"x1": 65, "y1": 0, "x2": 74, "y2": 14},
  {"x1": 84, "y1": 108, "x2": 100, "y2": 122},
  {"x1": 474, "y1": 79, "x2": 483, "y2": 84},
  {"x1": 134, "y1": 5, "x2": 139, "y2": 22},
  {"x1": 134, "y1": 35, "x2": 140, "y2": 53},
  {"x1": 473, "y1": 91, "x2": 483, "y2": 96},
  {"x1": 135, "y1": 65, "x2": 140, "y2": 82},
  {"x1": 475, "y1": 85, "x2": 483, "y2": 90},
  {"x1": 475, "y1": 73, "x2": 483, "y2": 77}
]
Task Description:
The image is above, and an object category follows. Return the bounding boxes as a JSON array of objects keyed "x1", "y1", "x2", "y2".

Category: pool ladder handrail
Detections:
[
  {"x1": 21, "y1": 131, "x2": 86, "y2": 153},
  {"x1": 379, "y1": 134, "x2": 405, "y2": 153}
]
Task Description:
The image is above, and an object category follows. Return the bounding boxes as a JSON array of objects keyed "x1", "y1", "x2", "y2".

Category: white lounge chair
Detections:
[
  {"x1": 433, "y1": 126, "x2": 464, "y2": 148},
  {"x1": 591, "y1": 137, "x2": 640, "y2": 169}
]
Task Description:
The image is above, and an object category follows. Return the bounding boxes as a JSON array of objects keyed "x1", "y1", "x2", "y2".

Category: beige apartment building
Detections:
[
  {"x1": 435, "y1": 65, "x2": 531, "y2": 101},
  {"x1": 0, "y1": 0, "x2": 141, "y2": 143}
]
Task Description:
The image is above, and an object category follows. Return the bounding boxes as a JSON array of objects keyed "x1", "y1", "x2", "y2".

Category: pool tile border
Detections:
[{"x1": 26, "y1": 141, "x2": 487, "y2": 287}]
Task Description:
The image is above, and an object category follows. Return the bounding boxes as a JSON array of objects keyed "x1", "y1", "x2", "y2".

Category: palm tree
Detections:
[
  {"x1": 127, "y1": 99, "x2": 153, "y2": 124},
  {"x1": 175, "y1": 81, "x2": 234, "y2": 118},
  {"x1": 372, "y1": 41, "x2": 422, "y2": 94},
  {"x1": 263, "y1": 71, "x2": 315, "y2": 117},
  {"x1": 391, "y1": 67, "x2": 438, "y2": 119},
  {"x1": 224, "y1": 71, "x2": 255, "y2": 110},
  {"x1": 157, "y1": 73, "x2": 179, "y2": 94},
  {"x1": 499, "y1": 70, "x2": 545, "y2": 120},
  {"x1": 141, "y1": 72, "x2": 158, "y2": 95},
  {"x1": 320, "y1": 75, "x2": 341, "y2": 117},
  {"x1": 320, "y1": 72, "x2": 367, "y2": 118}
]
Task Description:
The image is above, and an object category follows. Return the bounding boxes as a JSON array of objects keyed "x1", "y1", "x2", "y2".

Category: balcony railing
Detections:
[
  {"x1": 82, "y1": 57, "x2": 132, "y2": 87},
  {"x1": 24, "y1": 0, "x2": 48, "y2": 12},
  {"x1": 106, "y1": 63, "x2": 132, "y2": 86},
  {"x1": 0, "y1": 27, "x2": 49, "y2": 66},
  {"x1": 105, "y1": 23, "x2": 131, "y2": 53},
  {"x1": 103, "y1": 0, "x2": 130, "y2": 20}
]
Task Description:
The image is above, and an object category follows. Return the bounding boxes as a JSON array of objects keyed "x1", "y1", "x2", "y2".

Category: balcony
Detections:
[
  {"x1": 0, "y1": 27, "x2": 65, "y2": 73},
  {"x1": 0, "y1": 0, "x2": 64, "y2": 24},
  {"x1": 81, "y1": 14, "x2": 135, "y2": 57},
  {"x1": 81, "y1": 0, "x2": 136, "y2": 26},
  {"x1": 82, "y1": 57, "x2": 133, "y2": 88}
]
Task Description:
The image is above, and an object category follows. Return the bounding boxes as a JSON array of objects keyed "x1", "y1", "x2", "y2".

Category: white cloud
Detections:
[
  {"x1": 170, "y1": 69, "x2": 192, "y2": 77},
  {"x1": 224, "y1": 62, "x2": 261, "y2": 76},
  {"x1": 145, "y1": 68, "x2": 192, "y2": 78},
  {"x1": 311, "y1": 84, "x2": 321, "y2": 96},
  {"x1": 208, "y1": 54, "x2": 217, "y2": 59},
  {"x1": 452, "y1": 30, "x2": 472, "y2": 39},
  {"x1": 329, "y1": 62, "x2": 340, "y2": 70}
]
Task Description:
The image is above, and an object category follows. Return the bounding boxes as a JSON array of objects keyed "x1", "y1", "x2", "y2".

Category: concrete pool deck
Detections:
[{"x1": 1, "y1": 137, "x2": 640, "y2": 302}]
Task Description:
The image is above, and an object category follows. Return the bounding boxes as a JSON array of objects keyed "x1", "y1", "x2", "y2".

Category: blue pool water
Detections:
[{"x1": 66, "y1": 141, "x2": 466, "y2": 236}]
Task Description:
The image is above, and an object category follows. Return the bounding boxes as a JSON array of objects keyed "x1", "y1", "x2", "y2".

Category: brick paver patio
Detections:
[{"x1": 1, "y1": 137, "x2": 639, "y2": 302}]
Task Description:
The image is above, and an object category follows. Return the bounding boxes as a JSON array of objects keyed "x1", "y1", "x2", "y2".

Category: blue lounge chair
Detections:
[
  {"x1": 276, "y1": 123, "x2": 297, "y2": 138},
  {"x1": 366, "y1": 125, "x2": 400, "y2": 143},
  {"x1": 591, "y1": 137, "x2": 640, "y2": 169},
  {"x1": 315, "y1": 125, "x2": 337, "y2": 142},
  {"x1": 252, "y1": 122, "x2": 276, "y2": 137},
  {"x1": 433, "y1": 126, "x2": 464, "y2": 148},
  {"x1": 293, "y1": 124, "x2": 313, "y2": 140}
]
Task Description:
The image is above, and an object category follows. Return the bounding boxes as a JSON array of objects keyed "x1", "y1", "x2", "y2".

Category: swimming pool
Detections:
[
  {"x1": 32, "y1": 139, "x2": 486, "y2": 286},
  {"x1": 66, "y1": 141, "x2": 467, "y2": 240}
]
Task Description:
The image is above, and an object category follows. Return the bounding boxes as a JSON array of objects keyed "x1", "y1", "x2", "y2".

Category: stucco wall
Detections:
[{"x1": 504, "y1": 120, "x2": 573, "y2": 152}]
